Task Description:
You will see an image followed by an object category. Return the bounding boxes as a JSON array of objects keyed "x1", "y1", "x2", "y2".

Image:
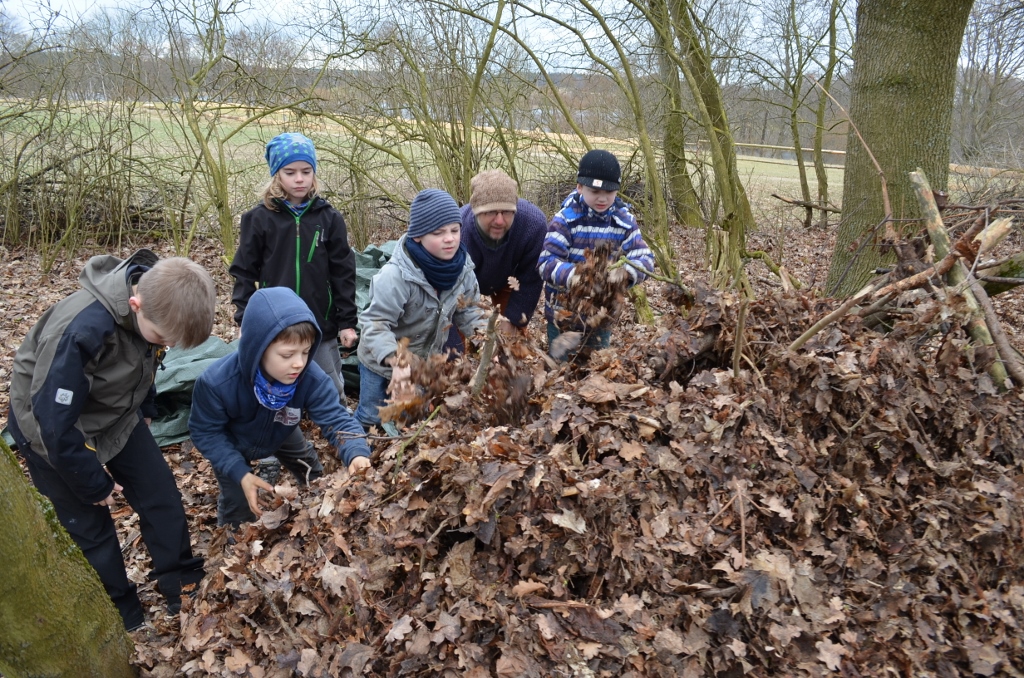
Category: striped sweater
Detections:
[{"x1": 537, "y1": 190, "x2": 655, "y2": 323}]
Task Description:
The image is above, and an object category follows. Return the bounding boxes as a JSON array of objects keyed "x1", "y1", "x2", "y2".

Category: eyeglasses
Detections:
[{"x1": 481, "y1": 210, "x2": 516, "y2": 220}]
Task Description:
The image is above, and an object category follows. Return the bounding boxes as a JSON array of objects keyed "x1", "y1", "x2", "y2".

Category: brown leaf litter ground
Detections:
[{"x1": 1, "y1": 211, "x2": 1024, "y2": 677}]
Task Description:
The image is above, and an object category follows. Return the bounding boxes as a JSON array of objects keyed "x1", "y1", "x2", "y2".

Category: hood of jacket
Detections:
[
  {"x1": 238, "y1": 287, "x2": 323, "y2": 384},
  {"x1": 79, "y1": 248, "x2": 159, "y2": 334}
]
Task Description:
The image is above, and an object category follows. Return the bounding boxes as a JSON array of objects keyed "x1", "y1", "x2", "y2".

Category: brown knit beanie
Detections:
[{"x1": 470, "y1": 170, "x2": 519, "y2": 215}]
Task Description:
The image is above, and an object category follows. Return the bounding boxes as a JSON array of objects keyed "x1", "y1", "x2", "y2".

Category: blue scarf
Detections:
[
  {"x1": 405, "y1": 238, "x2": 467, "y2": 291},
  {"x1": 282, "y1": 199, "x2": 310, "y2": 217},
  {"x1": 253, "y1": 367, "x2": 298, "y2": 411}
]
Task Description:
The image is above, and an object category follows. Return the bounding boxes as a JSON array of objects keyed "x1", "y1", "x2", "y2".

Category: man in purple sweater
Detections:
[{"x1": 445, "y1": 169, "x2": 548, "y2": 352}]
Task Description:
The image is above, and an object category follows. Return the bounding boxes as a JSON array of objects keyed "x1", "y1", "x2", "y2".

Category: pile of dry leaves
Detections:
[{"x1": 133, "y1": 262, "x2": 1024, "y2": 677}]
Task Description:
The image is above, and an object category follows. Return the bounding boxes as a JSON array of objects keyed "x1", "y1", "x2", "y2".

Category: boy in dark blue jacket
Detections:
[{"x1": 189, "y1": 287, "x2": 371, "y2": 527}]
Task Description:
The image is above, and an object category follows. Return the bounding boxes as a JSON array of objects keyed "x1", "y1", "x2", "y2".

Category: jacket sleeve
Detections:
[
  {"x1": 229, "y1": 208, "x2": 265, "y2": 327},
  {"x1": 617, "y1": 210, "x2": 656, "y2": 285},
  {"x1": 327, "y1": 209, "x2": 358, "y2": 332},
  {"x1": 504, "y1": 209, "x2": 547, "y2": 327},
  {"x1": 188, "y1": 373, "x2": 253, "y2": 485},
  {"x1": 454, "y1": 272, "x2": 488, "y2": 338},
  {"x1": 303, "y1": 370, "x2": 371, "y2": 466},
  {"x1": 358, "y1": 265, "x2": 409, "y2": 370},
  {"x1": 537, "y1": 213, "x2": 575, "y2": 289},
  {"x1": 27, "y1": 328, "x2": 115, "y2": 504}
]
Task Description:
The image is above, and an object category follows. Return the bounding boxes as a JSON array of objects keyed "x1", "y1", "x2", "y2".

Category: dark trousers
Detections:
[
  {"x1": 546, "y1": 320, "x2": 611, "y2": 361},
  {"x1": 214, "y1": 426, "x2": 322, "y2": 527},
  {"x1": 21, "y1": 417, "x2": 204, "y2": 630}
]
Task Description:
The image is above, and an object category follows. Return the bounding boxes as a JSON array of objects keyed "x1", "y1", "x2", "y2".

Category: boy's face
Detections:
[
  {"x1": 261, "y1": 338, "x2": 312, "y2": 385},
  {"x1": 128, "y1": 296, "x2": 173, "y2": 347},
  {"x1": 578, "y1": 184, "x2": 618, "y2": 213},
  {"x1": 414, "y1": 222, "x2": 461, "y2": 260},
  {"x1": 278, "y1": 161, "x2": 314, "y2": 204}
]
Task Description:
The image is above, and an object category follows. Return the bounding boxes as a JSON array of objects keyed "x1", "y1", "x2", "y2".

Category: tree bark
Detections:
[
  {"x1": 668, "y1": 0, "x2": 756, "y2": 294},
  {"x1": 652, "y1": 0, "x2": 702, "y2": 230},
  {"x1": 0, "y1": 440, "x2": 135, "y2": 678},
  {"x1": 826, "y1": 0, "x2": 975, "y2": 296}
]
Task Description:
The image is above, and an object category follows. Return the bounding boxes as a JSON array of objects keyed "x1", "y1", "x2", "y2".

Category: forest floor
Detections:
[{"x1": 2, "y1": 209, "x2": 1024, "y2": 677}]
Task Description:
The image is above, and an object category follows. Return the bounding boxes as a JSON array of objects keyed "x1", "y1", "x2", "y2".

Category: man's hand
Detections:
[
  {"x1": 339, "y1": 328, "x2": 358, "y2": 348},
  {"x1": 240, "y1": 472, "x2": 274, "y2": 517},
  {"x1": 93, "y1": 482, "x2": 124, "y2": 508},
  {"x1": 347, "y1": 456, "x2": 371, "y2": 475}
]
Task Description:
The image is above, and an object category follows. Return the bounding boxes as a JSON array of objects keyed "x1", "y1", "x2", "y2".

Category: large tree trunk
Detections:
[
  {"x1": 0, "y1": 441, "x2": 135, "y2": 678},
  {"x1": 826, "y1": 0, "x2": 974, "y2": 296}
]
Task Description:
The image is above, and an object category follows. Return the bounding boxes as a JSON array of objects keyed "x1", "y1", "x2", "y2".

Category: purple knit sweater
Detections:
[{"x1": 460, "y1": 199, "x2": 548, "y2": 327}]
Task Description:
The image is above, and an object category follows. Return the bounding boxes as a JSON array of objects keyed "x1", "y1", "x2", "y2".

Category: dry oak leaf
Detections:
[
  {"x1": 545, "y1": 508, "x2": 587, "y2": 534},
  {"x1": 620, "y1": 441, "x2": 645, "y2": 461},
  {"x1": 318, "y1": 561, "x2": 361, "y2": 597},
  {"x1": 816, "y1": 638, "x2": 847, "y2": 671},
  {"x1": 385, "y1": 615, "x2": 414, "y2": 643},
  {"x1": 224, "y1": 648, "x2": 254, "y2": 674},
  {"x1": 512, "y1": 580, "x2": 548, "y2": 597}
]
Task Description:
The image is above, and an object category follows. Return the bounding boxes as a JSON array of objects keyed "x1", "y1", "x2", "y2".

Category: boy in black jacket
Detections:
[{"x1": 7, "y1": 251, "x2": 217, "y2": 630}]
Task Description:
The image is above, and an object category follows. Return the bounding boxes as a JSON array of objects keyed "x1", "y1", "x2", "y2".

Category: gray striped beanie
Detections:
[{"x1": 407, "y1": 189, "x2": 461, "y2": 238}]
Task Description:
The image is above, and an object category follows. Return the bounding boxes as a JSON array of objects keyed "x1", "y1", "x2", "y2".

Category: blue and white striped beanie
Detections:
[
  {"x1": 265, "y1": 133, "x2": 317, "y2": 176},
  {"x1": 407, "y1": 189, "x2": 461, "y2": 238}
]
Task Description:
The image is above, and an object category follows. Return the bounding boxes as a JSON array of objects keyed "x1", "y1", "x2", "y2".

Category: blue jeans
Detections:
[
  {"x1": 214, "y1": 426, "x2": 322, "y2": 527},
  {"x1": 546, "y1": 320, "x2": 611, "y2": 361},
  {"x1": 355, "y1": 363, "x2": 389, "y2": 429}
]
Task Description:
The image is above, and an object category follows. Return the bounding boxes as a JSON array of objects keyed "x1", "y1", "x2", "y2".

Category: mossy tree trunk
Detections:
[
  {"x1": 0, "y1": 440, "x2": 135, "y2": 678},
  {"x1": 651, "y1": 0, "x2": 702, "y2": 230},
  {"x1": 826, "y1": 0, "x2": 974, "y2": 296},
  {"x1": 668, "y1": 0, "x2": 756, "y2": 294},
  {"x1": 812, "y1": 0, "x2": 842, "y2": 229}
]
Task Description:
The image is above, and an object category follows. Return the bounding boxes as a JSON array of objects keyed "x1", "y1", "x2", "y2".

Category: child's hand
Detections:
[
  {"x1": 347, "y1": 456, "x2": 371, "y2": 475},
  {"x1": 339, "y1": 328, "x2": 358, "y2": 348},
  {"x1": 567, "y1": 270, "x2": 581, "y2": 288},
  {"x1": 388, "y1": 364, "x2": 414, "y2": 401},
  {"x1": 93, "y1": 482, "x2": 124, "y2": 508},
  {"x1": 240, "y1": 472, "x2": 274, "y2": 517},
  {"x1": 608, "y1": 268, "x2": 630, "y2": 285}
]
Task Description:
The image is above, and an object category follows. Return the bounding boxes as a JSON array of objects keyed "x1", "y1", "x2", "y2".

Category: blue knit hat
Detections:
[
  {"x1": 407, "y1": 189, "x2": 461, "y2": 238},
  {"x1": 265, "y1": 133, "x2": 317, "y2": 176}
]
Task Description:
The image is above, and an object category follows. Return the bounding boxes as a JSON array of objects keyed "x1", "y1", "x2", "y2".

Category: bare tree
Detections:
[{"x1": 952, "y1": 0, "x2": 1024, "y2": 166}]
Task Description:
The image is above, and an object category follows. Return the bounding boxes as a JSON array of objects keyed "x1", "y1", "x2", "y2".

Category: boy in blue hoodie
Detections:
[{"x1": 189, "y1": 287, "x2": 371, "y2": 526}]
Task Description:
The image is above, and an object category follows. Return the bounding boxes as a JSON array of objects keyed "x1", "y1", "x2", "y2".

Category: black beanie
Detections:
[{"x1": 577, "y1": 149, "x2": 621, "y2": 191}]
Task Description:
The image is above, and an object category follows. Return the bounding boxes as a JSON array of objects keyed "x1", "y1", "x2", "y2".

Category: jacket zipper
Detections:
[{"x1": 292, "y1": 201, "x2": 314, "y2": 295}]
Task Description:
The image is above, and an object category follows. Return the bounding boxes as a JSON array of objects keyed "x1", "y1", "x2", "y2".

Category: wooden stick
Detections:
[
  {"x1": 471, "y1": 309, "x2": 501, "y2": 396},
  {"x1": 787, "y1": 283, "x2": 878, "y2": 353},
  {"x1": 966, "y1": 274, "x2": 1024, "y2": 388},
  {"x1": 910, "y1": 169, "x2": 1009, "y2": 388}
]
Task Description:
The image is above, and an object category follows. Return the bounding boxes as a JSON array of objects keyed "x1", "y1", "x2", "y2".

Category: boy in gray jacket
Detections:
[{"x1": 355, "y1": 189, "x2": 487, "y2": 430}]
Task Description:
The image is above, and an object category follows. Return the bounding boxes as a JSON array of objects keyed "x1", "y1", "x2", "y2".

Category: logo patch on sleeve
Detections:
[
  {"x1": 274, "y1": 407, "x2": 301, "y2": 426},
  {"x1": 55, "y1": 388, "x2": 74, "y2": 405}
]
